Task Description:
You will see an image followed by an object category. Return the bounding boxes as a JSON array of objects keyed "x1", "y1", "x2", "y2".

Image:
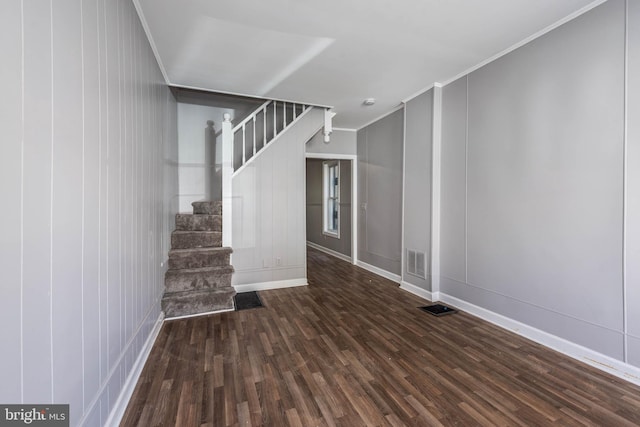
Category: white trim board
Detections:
[
  {"x1": 307, "y1": 241, "x2": 352, "y2": 263},
  {"x1": 399, "y1": 283, "x2": 640, "y2": 388},
  {"x1": 356, "y1": 260, "x2": 401, "y2": 284},
  {"x1": 102, "y1": 311, "x2": 164, "y2": 427},
  {"x1": 400, "y1": 281, "x2": 437, "y2": 302},
  {"x1": 306, "y1": 153, "x2": 356, "y2": 160},
  {"x1": 233, "y1": 278, "x2": 308, "y2": 293}
]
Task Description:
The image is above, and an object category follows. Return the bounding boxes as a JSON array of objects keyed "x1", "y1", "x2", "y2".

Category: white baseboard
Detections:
[
  {"x1": 400, "y1": 282, "x2": 640, "y2": 387},
  {"x1": 400, "y1": 281, "x2": 437, "y2": 302},
  {"x1": 233, "y1": 278, "x2": 308, "y2": 293},
  {"x1": 306, "y1": 241, "x2": 353, "y2": 263},
  {"x1": 356, "y1": 260, "x2": 401, "y2": 283},
  {"x1": 104, "y1": 311, "x2": 165, "y2": 427},
  {"x1": 435, "y1": 293, "x2": 640, "y2": 387}
]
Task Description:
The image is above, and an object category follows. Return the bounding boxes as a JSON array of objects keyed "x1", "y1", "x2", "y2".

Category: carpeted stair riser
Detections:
[
  {"x1": 171, "y1": 231, "x2": 221, "y2": 249},
  {"x1": 165, "y1": 266, "x2": 234, "y2": 293},
  {"x1": 175, "y1": 213, "x2": 221, "y2": 231},
  {"x1": 161, "y1": 288, "x2": 235, "y2": 317},
  {"x1": 168, "y1": 247, "x2": 232, "y2": 270},
  {"x1": 192, "y1": 200, "x2": 222, "y2": 215}
]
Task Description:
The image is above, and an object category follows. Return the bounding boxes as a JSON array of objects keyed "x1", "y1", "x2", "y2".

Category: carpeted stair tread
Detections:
[
  {"x1": 171, "y1": 230, "x2": 222, "y2": 249},
  {"x1": 165, "y1": 265, "x2": 234, "y2": 275},
  {"x1": 168, "y1": 246, "x2": 232, "y2": 270},
  {"x1": 162, "y1": 288, "x2": 236, "y2": 318},
  {"x1": 163, "y1": 199, "x2": 233, "y2": 317},
  {"x1": 168, "y1": 246, "x2": 232, "y2": 255},
  {"x1": 164, "y1": 265, "x2": 234, "y2": 293},
  {"x1": 192, "y1": 200, "x2": 222, "y2": 215},
  {"x1": 175, "y1": 213, "x2": 221, "y2": 231}
]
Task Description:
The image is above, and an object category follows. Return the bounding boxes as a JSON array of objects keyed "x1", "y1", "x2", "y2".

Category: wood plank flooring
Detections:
[{"x1": 121, "y1": 248, "x2": 640, "y2": 426}]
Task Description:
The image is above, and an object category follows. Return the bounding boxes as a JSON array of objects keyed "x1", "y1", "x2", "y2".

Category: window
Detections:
[{"x1": 323, "y1": 161, "x2": 340, "y2": 238}]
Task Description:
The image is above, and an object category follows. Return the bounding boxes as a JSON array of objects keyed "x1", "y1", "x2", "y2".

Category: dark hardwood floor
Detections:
[{"x1": 121, "y1": 247, "x2": 640, "y2": 426}]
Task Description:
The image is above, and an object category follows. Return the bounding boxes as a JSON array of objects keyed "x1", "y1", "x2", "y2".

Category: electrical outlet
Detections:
[{"x1": 276, "y1": 257, "x2": 282, "y2": 267}]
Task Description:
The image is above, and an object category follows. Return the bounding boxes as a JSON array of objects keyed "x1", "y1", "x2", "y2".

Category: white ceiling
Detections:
[{"x1": 135, "y1": 0, "x2": 602, "y2": 129}]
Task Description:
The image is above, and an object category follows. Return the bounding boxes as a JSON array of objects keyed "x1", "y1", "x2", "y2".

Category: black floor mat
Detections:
[
  {"x1": 419, "y1": 304, "x2": 457, "y2": 316},
  {"x1": 234, "y1": 291, "x2": 264, "y2": 311}
]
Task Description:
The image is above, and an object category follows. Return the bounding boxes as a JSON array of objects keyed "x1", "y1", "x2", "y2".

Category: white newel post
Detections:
[
  {"x1": 221, "y1": 113, "x2": 233, "y2": 248},
  {"x1": 204, "y1": 120, "x2": 216, "y2": 200}
]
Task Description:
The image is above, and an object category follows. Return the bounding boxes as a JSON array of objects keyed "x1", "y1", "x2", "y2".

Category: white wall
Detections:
[
  {"x1": 176, "y1": 94, "x2": 265, "y2": 212},
  {"x1": 306, "y1": 129, "x2": 357, "y2": 155},
  {"x1": 232, "y1": 108, "x2": 324, "y2": 288},
  {"x1": 177, "y1": 103, "x2": 222, "y2": 212},
  {"x1": 0, "y1": 1, "x2": 178, "y2": 425}
]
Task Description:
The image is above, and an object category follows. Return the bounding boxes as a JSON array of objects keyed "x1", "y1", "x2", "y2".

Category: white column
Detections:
[{"x1": 222, "y1": 113, "x2": 233, "y2": 247}]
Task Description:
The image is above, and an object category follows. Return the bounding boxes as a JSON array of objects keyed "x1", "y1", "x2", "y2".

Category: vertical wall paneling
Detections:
[
  {"x1": 231, "y1": 108, "x2": 324, "y2": 286},
  {"x1": 22, "y1": 0, "x2": 54, "y2": 403},
  {"x1": 51, "y1": 0, "x2": 84, "y2": 420},
  {"x1": 402, "y1": 91, "x2": 433, "y2": 291},
  {"x1": 106, "y1": 0, "x2": 122, "y2": 384},
  {"x1": 0, "y1": 0, "x2": 23, "y2": 403},
  {"x1": 98, "y1": 0, "x2": 110, "y2": 387},
  {"x1": 81, "y1": 0, "x2": 101, "y2": 412},
  {"x1": 627, "y1": 0, "x2": 640, "y2": 367},
  {"x1": 1, "y1": 0, "x2": 178, "y2": 423}
]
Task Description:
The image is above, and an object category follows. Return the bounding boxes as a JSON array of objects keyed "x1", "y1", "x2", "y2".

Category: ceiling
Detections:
[{"x1": 135, "y1": 0, "x2": 602, "y2": 129}]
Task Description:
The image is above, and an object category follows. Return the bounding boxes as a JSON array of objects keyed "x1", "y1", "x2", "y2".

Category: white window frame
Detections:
[{"x1": 322, "y1": 160, "x2": 340, "y2": 238}]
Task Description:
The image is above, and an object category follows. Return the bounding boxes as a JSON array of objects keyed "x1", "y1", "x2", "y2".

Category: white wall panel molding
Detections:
[{"x1": 430, "y1": 86, "x2": 442, "y2": 295}]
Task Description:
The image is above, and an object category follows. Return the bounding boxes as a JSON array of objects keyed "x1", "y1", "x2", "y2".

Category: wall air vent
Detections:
[{"x1": 406, "y1": 249, "x2": 426, "y2": 279}]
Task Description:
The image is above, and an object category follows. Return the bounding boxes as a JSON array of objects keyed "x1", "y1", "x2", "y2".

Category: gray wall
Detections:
[
  {"x1": 306, "y1": 129, "x2": 357, "y2": 155},
  {"x1": 628, "y1": 0, "x2": 640, "y2": 367},
  {"x1": 357, "y1": 109, "x2": 404, "y2": 275},
  {"x1": 402, "y1": 90, "x2": 433, "y2": 290},
  {"x1": 0, "y1": 0, "x2": 179, "y2": 425},
  {"x1": 306, "y1": 159, "x2": 352, "y2": 258},
  {"x1": 439, "y1": 0, "x2": 629, "y2": 360}
]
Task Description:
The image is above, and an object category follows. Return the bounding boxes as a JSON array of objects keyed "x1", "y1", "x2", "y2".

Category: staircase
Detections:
[
  {"x1": 161, "y1": 99, "x2": 330, "y2": 318},
  {"x1": 161, "y1": 200, "x2": 236, "y2": 318}
]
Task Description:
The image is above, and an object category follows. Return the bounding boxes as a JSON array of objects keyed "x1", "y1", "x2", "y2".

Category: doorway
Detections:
[{"x1": 305, "y1": 154, "x2": 358, "y2": 264}]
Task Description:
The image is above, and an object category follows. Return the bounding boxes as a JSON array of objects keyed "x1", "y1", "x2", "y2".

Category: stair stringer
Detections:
[{"x1": 231, "y1": 107, "x2": 324, "y2": 288}]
